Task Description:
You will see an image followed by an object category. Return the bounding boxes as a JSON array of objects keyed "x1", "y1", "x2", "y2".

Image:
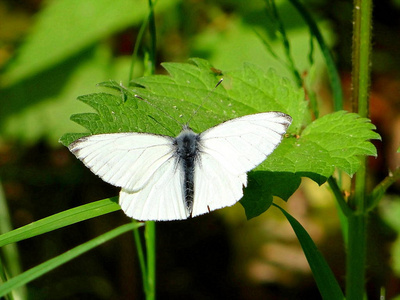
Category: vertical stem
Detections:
[
  {"x1": 347, "y1": 0, "x2": 372, "y2": 299},
  {"x1": 351, "y1": 0, "x2": 372, "y2": 117},
  {"x1": 145, "y1": 1, "x2": 157, "y2": 299},
  {"x1": 130, "y1": 0, "x2": 157, "y2": 298},
  {"x1": 132, "y1": 221, "x2": 148, "y2": 294},
  {"x1": 346, "y1": 211, "x2": 367, "y2": 300},
  {"x1": 145, "y1": 221, "x2": 156, "y2": 300}
]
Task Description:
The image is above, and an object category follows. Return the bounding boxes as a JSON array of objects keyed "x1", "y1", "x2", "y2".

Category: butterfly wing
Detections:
[
  {"x1": 192, "y1": 112, "x2": 292, "y2": 217},
  {"x1": 69, "y1": 133, "x2": 189, "y2": 220},
  {"x1": 119, "y1": 157, "x2": 189, "y2": 220}
]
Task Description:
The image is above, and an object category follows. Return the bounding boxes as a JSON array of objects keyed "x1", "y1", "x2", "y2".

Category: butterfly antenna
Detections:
[
  {"x1": 185, "y1": 78, "x2": 224, "y2": 127},
  {"x1": 147, "y1": 114, "x2": 175, "y2": 136}
]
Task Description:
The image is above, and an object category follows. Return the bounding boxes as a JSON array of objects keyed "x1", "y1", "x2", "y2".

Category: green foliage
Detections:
[
  {"x1": 380, "y1": 197, "x2": 400, "y2": 277},
  {"x1": 274, "y1": 204, "x2": 344, "y2": 300},
  {"x1": 0, "y1": 0, "x2": 330, "y2": 146},
  {"x1": 241, "y1": 172, "x2": 300, "y2": 219},
  {"x1": 0, "y1": 48, "x2": 116, "y2": 145},
  {"x1": 1, "y1": 0, "x2": 393, "y2": 298},
  {"x1": 60, "y1": 58, "x2": 306, "y2": 145},
  {"x1": 0, "y1": 197, "x2": 122, "y2": 298},
  {"x1": 226, "y1": 63, "x2": 308, "y2": 132},
  {"x1": 0, "y1": 0, "x2": 176, "y2": 145},
  {"x1": 60, "y1": 58, "x2": 379, "y2": 219},
  {"x1": 287, "y1": 0, "x2": 343, "y2": 111},
  {"x1": 0, "y1": 222, "x2": 143, "y2": 298},
  {"x1": 0, "y1": 198, "x2": 120, "y2": 247},
  {"x1": 1, "y1": 0, "x2": 178, "y2": 86},
  {"x1": 269, "y1": 111, "x2": 379, "y2": 178}
]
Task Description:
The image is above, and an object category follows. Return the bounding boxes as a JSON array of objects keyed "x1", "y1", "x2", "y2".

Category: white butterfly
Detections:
[{"x1": 69, "y1": 112, "x2": 292, "y2": 221}]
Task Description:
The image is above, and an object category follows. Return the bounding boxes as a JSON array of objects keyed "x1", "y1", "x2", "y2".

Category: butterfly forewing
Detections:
[
  {"x1": 191, "y1": 112, "x2": 292, "y2": 217},
  {"x1": 69, "y1": 133, "x2": 175, "y2": 191},
  {"x1": 198, "y1": 112, "x2": 292, "y2": 174}
]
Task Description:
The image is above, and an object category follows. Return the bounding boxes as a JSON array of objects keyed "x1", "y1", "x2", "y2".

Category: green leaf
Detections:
[
  {"x1": 273, "y1": 204, "x2": 344, "y2": 300},
  {"x1": 225, "y1": 63, "x2": 308, "y2": 133},
  {"x1": 0, "y1": 198, "x2": 120, "y2": 247},
  {"x1": 134, "y1": 58, "x2": 307, "y2": 134},
  {"x1": 241, "y1": 171, "x2": 301, "y2": 219},
  {"x1": 264, "y1": 111, "x2": 380, "y2": 184},
  {"x1": 59, "y1": 91, "x2": 164, "y2": 146},
  {"x1": 62, "y1": 58, "x2": 307, "y2": 143},
  {"x1": 60, "y1": 59, "x2": 379, "y2": 218},
  {"x1": 1, "y1": 0, "x2": 178, "y2": 86},
  {"x1": 240, "y1": 173, "x2": 274, "y2": 220},
  {"x1": 0, "y1": 222, "x2": 142, "y2": 298}
]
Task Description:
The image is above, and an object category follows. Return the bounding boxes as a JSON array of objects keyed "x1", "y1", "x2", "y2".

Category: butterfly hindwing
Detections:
[
  {"x1": 69, "y1": 132, "x2": 189, "y2": 220},
  {"x1": 119, "y1": 157, "x2": 189, "y2": 220},
  {"x1": 192, "y1": 152, "x2": 247, "y2": 217}
]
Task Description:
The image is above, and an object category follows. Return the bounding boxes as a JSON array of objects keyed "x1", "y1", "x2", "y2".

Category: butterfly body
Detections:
[
  {"x1": 69, "y1": 112, "x2": 292, "y2": 221},
  {"x1": 173, "y1": 127, "x2": 200, "y2": 215}
]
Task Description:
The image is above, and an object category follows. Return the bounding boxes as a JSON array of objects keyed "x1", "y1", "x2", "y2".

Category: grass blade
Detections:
[
  {"x1": 0, "y1": 222, "x2": 143, "y2": 297},
  {"x1": 0, "y1": 181, "x2": 25, "y2": 300},
  {"x1": 289, "y1": 0, "x2": 343, "y2": 111},
  {"x1": 273, "y1": 203, "x2": 344, "y2": 300},
  {"x1": 0, "y1": 197, "x2": 120, "y2": 247},
  {"x1": 265, "y1": 0, "x2": 302, "y2": 86}
]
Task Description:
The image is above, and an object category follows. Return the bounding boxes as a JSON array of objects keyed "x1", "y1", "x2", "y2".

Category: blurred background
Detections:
[{"x1": 1, "y1": 0, "x2": 400, "y2": 299}]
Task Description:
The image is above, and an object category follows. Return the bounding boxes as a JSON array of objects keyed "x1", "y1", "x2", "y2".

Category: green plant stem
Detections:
[
  {"x1": 368, "y1": 167, "x2": 400, "y2": 210},
  {"x1": 346, "y1": 211, "x2": 367, "y2": 300},
  {"x1": 143, "y1": 1, "x2": 157, "y2": 299},
  {"x1": 347, "y1": 161, "x2": 368, "y2": 300},
  {"x1": 327, "y1": 176, "x2": 352, "y2": 217},
  {"x1": 351, "y1": 1, "x2": 372, "y2": 117},
  {"x1": 132, "y1": 221, "x2": 148, "y2": 293},
  {"x1": 145, "y1": 221, "x2": 156, "y2": 300},
  {"x1": 347, "y1": 0, "x2": 373, "y2": 299}
]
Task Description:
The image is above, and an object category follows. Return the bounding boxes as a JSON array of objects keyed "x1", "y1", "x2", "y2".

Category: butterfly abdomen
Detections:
[{"x1": 174, "y1": 129, "x2": 200, "y2": 216}]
